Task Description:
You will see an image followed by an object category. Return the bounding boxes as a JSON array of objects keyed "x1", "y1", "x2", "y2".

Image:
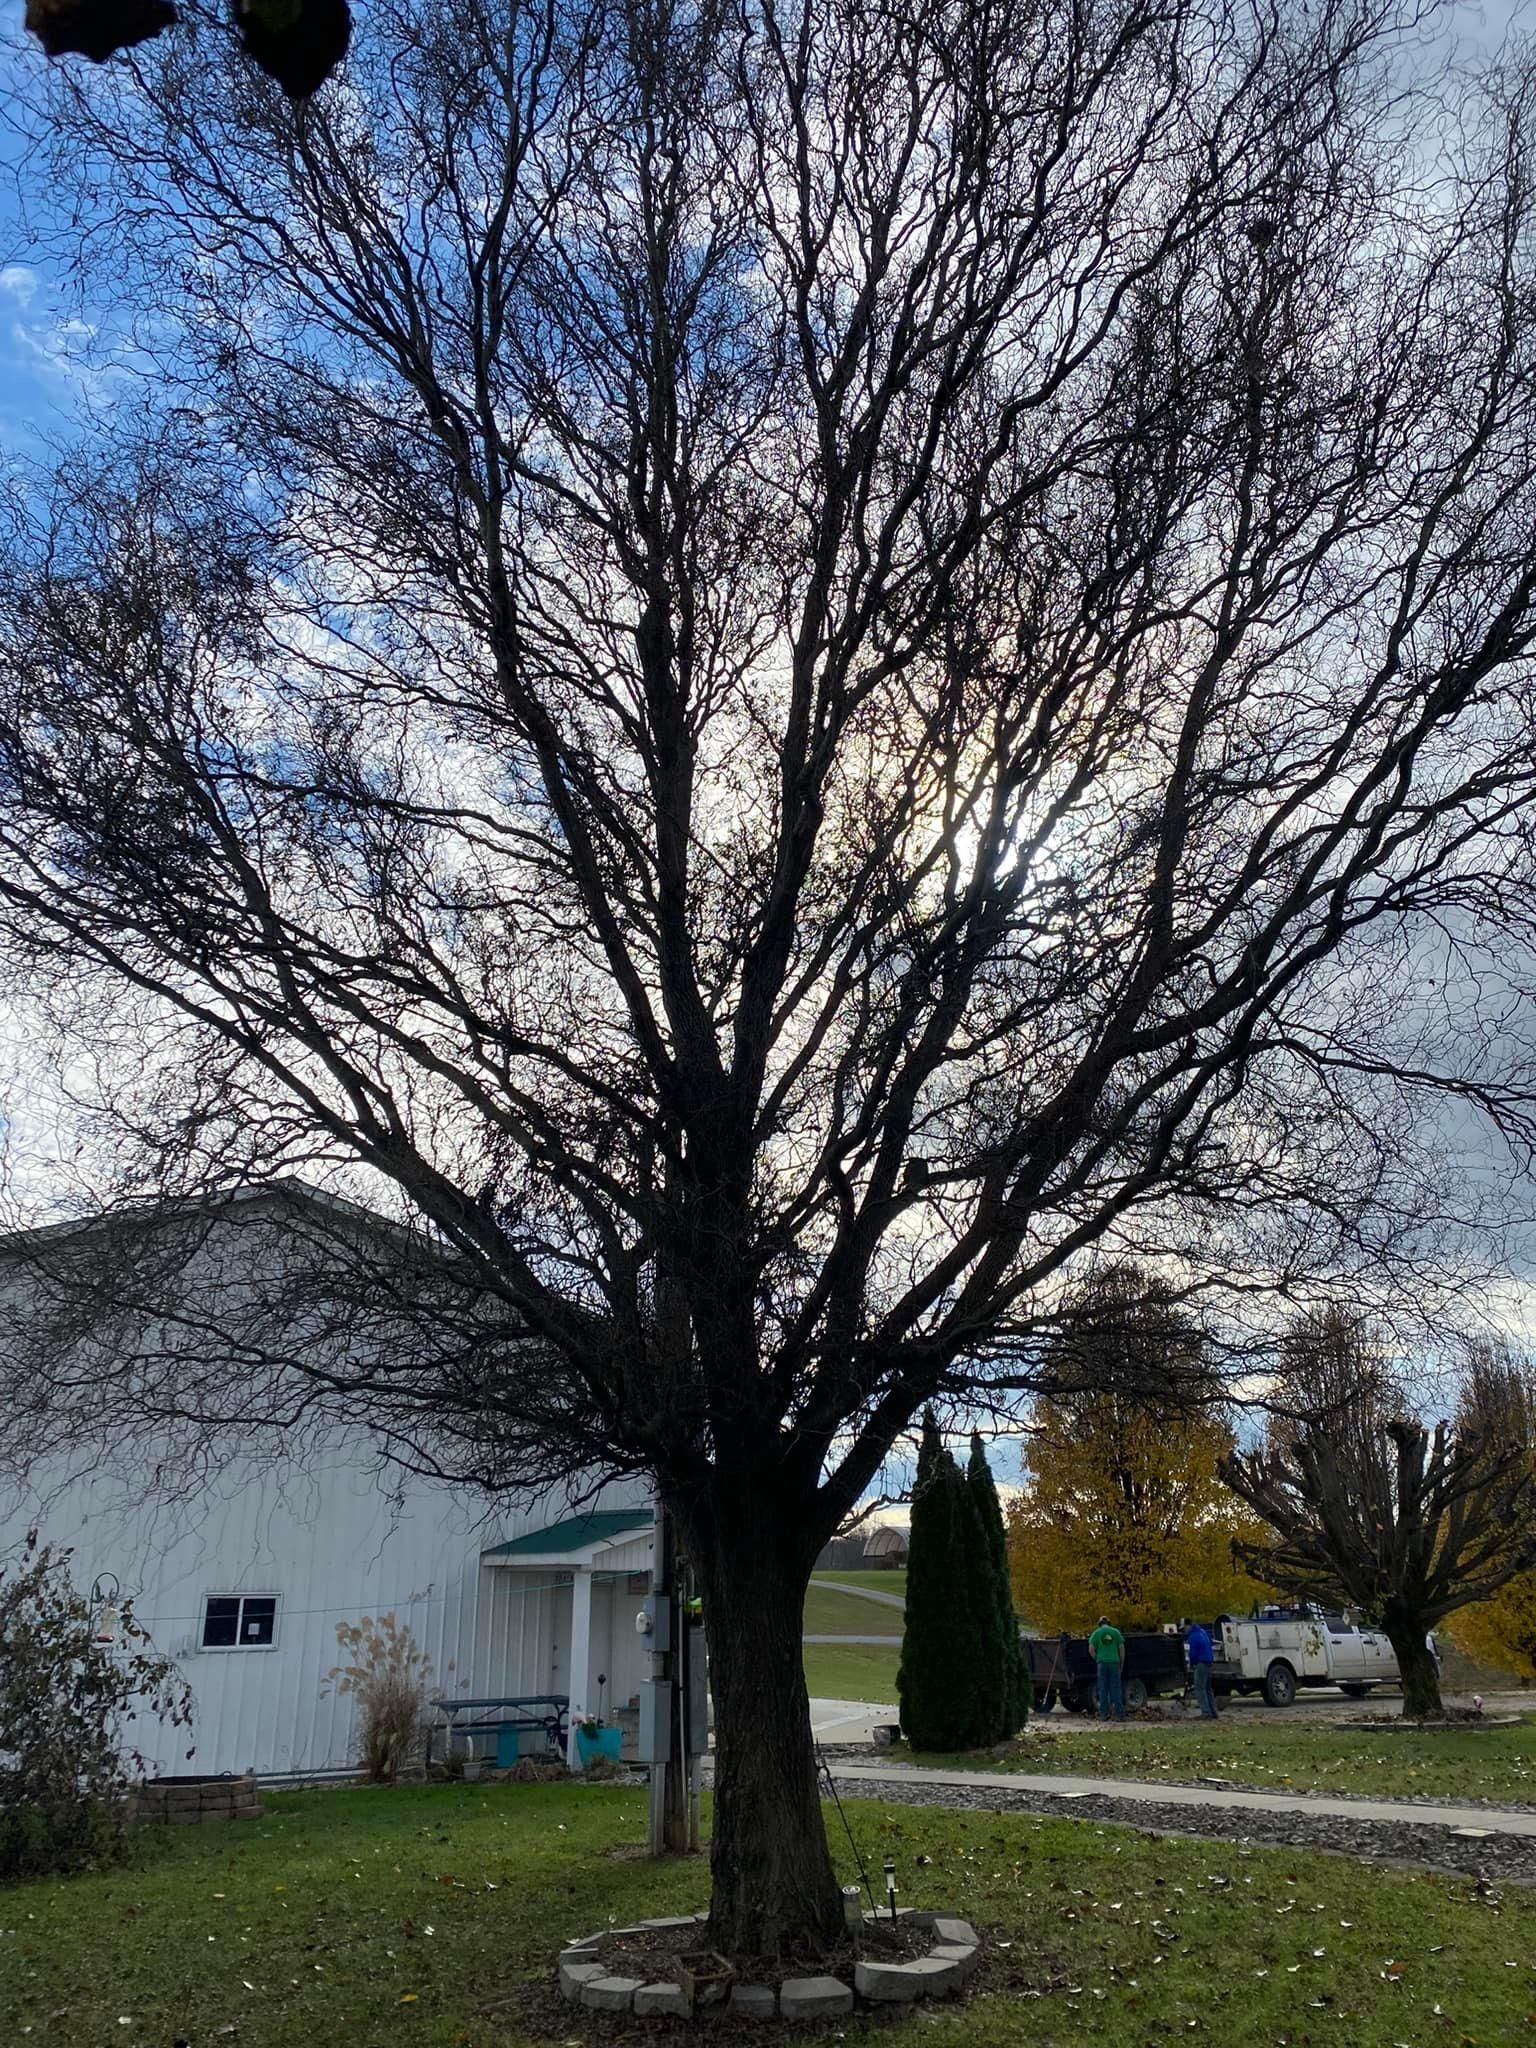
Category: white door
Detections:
[
  {"x1": 1324, "y1": 1618, "x2": 1367, "y2": 1682},
  {"x1": 1359, "y1": 1629, "x2": 1396, "y2": 1682}
]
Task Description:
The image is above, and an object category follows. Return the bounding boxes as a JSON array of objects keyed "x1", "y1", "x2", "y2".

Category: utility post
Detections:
[
  {"x1": 646, "y1": 1500, "x2": 689, "y2": 1855},
  {"x1": 678, "y1": 1549, "x2": 702, "y2": 1853}
]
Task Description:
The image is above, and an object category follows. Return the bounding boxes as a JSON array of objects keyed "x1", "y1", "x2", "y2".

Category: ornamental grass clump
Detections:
[{"x1": 324, "y1": 1613, "x2": 435, "y2": 1784}]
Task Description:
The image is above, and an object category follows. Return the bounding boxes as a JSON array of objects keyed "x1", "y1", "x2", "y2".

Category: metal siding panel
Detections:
[{"x1": 2, "y1": 1447, "x2": 650, "y2": 1774}]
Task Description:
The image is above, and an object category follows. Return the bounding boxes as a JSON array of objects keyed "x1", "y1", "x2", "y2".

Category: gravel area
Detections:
[{"x1": 820, "y1": 1765, "x2": 1536, "y2": 1888}]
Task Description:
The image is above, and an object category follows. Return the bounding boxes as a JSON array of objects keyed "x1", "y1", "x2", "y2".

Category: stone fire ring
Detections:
[{"x1": 557, "y1": 1909, "x2": 981, "y2": 2019}]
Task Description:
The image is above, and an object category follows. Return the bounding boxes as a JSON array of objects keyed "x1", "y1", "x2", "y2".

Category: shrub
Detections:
[
  {"x1": 898, "y1": 1412, "x2": 989, "y2": 1751},
  {"x1": 0, "y1": 1532, "x2": 192, "y2": 1881},
  {"x1": 968, "y1": 1432, "x2": 1031, "y2": 1737},
  {"x1": 324, "y1": 1613, "x2": 435, "y2": 1782}
]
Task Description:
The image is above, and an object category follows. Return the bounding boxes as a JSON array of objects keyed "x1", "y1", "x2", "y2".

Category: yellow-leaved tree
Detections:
[
  {"x1": 1007, "y1": 1269, "x2": 1270, "y2": 1634},
  {"x1": 1450, "y1": 1572, "x2": 1536, "y2": 1681},
  {"x1": 1447, "y1": 1346, "x2": 1536, "y2": 1682}
]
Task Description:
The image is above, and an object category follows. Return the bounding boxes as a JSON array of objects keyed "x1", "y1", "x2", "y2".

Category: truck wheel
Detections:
[
  {"x1": 1123, "y1": 1678, "x2": 1149, "y2": 1712},
  {"x1": 1340, "y1": 1683, "x2": 1371, "y2": 1698},
  {"x1": 1263, "y1": 1661, "x2": 1297, "y2": 1707}
]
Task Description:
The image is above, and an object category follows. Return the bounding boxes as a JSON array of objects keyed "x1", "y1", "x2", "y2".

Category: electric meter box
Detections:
[
  {"x1": 637, "y1": 1678, "x2": 672, "y2": 1764},
  {"x1": 638, "y1": 1593, "x2": 672, "y2": 1654}
]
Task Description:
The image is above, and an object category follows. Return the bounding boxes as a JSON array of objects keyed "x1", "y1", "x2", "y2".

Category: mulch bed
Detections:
[
  {"x1": 598, "y1": 1911, "x2": 928, "y2": 1992},
  {"x1": 1331, "y1": 1712, "x2": 1523, "y2": 1731}
]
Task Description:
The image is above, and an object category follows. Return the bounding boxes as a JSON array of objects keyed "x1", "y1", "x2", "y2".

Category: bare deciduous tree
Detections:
[
  {"x1": 1222, "y1": 1314, "x2": 1536, "y2": 1716},
  {"x1": 5, "y1": 0, "x2": 1536, "y2": 1953}
]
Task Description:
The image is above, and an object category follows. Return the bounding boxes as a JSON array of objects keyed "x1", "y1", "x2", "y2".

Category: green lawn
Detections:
[
  {"x1": 904, "y1": 1713, "x2": 1536, "y2": 1805},
  {"x1": 803, "y1": 1638, "x2": 901, "y2": 1701},
  {"x1": 6, "y1": 1779, "x2": 1536, "y2": 2046},
  {"x1": 803, "y1": 1582, "x2": 904, "y2": 1636},
  {"x1": 813, "y1": 1568, "x2": 907, "y2": 1599}
]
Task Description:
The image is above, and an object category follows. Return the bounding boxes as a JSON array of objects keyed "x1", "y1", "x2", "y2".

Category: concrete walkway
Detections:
[
  {"x1": 823, "y1": 1759, "x2": 1536, "y2": 1837},
  {"x1": 815, "y1": 1579, "x2": 906, "y2": 1610}
]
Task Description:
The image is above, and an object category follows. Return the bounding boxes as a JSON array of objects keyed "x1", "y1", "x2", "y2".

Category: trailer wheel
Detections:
[
  {"x1": 1034, "y1": 1687, "x2": 1058, "y2": 1714},
  {"x1": 1263, "y1": 1660, "x2": 1297, "y2": 1707},
  {"x1": 1123, "y1": 1677, "x2": 1149, "y2": 1712},
  {"x1": 1062, "y1": 1686, "x2": 1091, "y2": 1715}
]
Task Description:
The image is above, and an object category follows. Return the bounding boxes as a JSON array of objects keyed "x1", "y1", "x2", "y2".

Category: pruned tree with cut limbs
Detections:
[{"x1": 1222, "y1": 1315, "x2": 1536, "y2": 1717}]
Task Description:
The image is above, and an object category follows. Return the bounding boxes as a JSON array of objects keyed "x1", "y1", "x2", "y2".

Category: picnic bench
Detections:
[{"x1": 427, "y1": 1694, "x2": 570, "y2": 1768}]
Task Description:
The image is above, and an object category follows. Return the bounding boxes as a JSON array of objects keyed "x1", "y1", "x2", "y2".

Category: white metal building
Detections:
[
  {"x1": 2, "y1": 1440, "x2": 655, "y2": 1778},
  {"x1": 0, "y1": 1185, "x2": 656, "y2": 1779}
]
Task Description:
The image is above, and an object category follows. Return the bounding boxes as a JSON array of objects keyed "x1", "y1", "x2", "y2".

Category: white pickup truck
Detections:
[{"x1": 1211, "y1": 1607, "x2": 1433, "y2": 1706}]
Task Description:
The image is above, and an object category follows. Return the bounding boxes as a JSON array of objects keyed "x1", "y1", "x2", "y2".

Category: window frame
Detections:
[{"x1": 200, "y1": 1591, "x2": 280, "y2": 1652}]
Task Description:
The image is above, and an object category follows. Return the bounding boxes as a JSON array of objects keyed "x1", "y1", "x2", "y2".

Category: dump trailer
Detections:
[{"x1": 1024, "y1": 1630, "x2": 1189, "y2": 1714}]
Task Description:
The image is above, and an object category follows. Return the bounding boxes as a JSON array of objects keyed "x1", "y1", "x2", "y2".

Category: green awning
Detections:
[{"x1": 481, "y1": 1509, "x2": 653, "y2": 1562}]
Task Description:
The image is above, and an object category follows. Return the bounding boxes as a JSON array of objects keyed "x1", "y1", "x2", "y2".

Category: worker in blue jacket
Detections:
[{"x1": 1184, "y1": 1619, "x2": 1219, "y2": 1718}]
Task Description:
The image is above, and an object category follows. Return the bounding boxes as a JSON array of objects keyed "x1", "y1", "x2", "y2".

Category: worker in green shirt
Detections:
[{"x1": 1087, "y1": 1615, "x2": 1125, "y2": 1720}]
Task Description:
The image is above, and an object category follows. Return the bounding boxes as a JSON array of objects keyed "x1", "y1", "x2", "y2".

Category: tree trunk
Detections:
[
  {"x1": 685, "y1": 1508, "x2": 843, "y2": 1962},
  {"x1": 1383, "y1": 1609, "x2": 1443, "y2": 1719}
]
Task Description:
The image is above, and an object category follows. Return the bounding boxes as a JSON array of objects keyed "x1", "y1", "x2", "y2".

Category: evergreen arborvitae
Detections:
[
  {"x1": 969, "y1": 1431, "x2": 1030, "y2": 1734},
  {"x1": 955, "y1": 1448, "x2": 1005, "y2": 1739},
  {"x1": 898, "y1": 1412, "x2": 985, "y2": 1750}
]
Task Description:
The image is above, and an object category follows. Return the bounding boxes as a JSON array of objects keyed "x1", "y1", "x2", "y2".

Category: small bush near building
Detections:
[
  {"x1": 324, "y1": 1613, "x2": 435, "y2": 1782},
  {"x1": 0, "y1": 1532, "x2": 191, "y2": 1881}
]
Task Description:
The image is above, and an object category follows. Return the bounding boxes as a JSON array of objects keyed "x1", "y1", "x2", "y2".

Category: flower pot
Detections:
[{"x1": 575, "y1": 1725, "x2": 622, "y2": 1768}]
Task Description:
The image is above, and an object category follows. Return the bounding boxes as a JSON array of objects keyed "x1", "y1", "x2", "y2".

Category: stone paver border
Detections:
[{"x1": 555, "y1": 1906, "x2": 980, "y2": 2017}]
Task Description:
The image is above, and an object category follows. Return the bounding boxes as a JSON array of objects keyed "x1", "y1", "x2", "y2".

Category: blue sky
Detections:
[
  {"x1": 0, "y1": 0, "x2": 1526, "y2": 911},
  {"x1": 0, "y1": 0, "x2": 1525, "y2": 465},
  {"x1": 0, "y1": 24, "x2": 142, "y2": 466}
]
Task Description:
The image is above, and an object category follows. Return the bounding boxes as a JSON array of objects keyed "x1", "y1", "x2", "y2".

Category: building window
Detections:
[{"x1": 201, "y1": 1595, "x2": 278, "y2": 1649}]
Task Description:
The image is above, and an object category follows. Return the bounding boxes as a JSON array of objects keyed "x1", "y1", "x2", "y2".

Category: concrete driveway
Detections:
[
  {"x1": 1036, "y1": 1684, "x2": 1533, "y2": 1723},
  {"x1": 809, "y1": 1697, "x2": 899, "y2": 1743}
]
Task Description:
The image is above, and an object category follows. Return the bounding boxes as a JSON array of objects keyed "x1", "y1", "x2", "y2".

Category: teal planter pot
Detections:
[{"x1": 575, "y1": 1725, "x2": 622, "y2": 1768}]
